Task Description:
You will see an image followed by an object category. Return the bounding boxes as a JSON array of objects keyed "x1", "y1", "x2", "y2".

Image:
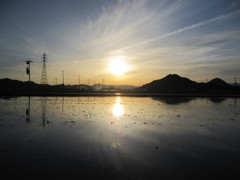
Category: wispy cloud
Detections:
[
  {"x1": 122, "y1": 9, "x2": 240, "y2": 51},
  {"x1": 1, "y1": 0, "x2": 240, "y2": 84}
]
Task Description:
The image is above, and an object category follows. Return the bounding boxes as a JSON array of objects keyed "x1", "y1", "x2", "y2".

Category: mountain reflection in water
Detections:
[
  {"x1": 152, "y1": 97, "x2": 226, "y2": 104},
  {"x1": 0, "y1": 96, "x2": 239, "y2": 179}
]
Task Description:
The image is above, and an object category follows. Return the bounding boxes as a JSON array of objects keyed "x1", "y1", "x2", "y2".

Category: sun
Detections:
[{"x1": 109, "y1": 56, "x2": 129, "y2": 76}]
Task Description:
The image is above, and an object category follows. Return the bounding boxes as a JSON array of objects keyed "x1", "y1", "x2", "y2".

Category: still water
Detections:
[{"x1": 0, "y1": 96, "x2": 240, "y2": 179}]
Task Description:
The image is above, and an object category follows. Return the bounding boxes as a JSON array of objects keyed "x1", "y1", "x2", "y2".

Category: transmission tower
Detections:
[{"x1": 40, "y1": 53, "x2": 48, "y2": 84}]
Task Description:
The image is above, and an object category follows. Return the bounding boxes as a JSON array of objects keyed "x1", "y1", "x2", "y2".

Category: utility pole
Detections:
[
  {"x1": 40, "y1": 53, "x2": 48, "y2": 84},
  {"x1": 62, "y1": 70, "x2": 65, "y2": 85},
  {"x1": 78, "y1": 75, "x2": 81, "y2": 90},
  {"x1": 102, "y1": 78, "x2": 105, "y2": 90},
  {"x1": 26, "y1": 58, "x2": 32, "y2": 82}
]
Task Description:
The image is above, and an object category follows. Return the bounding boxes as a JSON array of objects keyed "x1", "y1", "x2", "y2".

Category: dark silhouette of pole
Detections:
[
  {"x1": 41, "y1": 97, "x2": 47, "y2": 127},
  {"x1": 62, "y1": 97, "x2": 64, "y2": 113},
  {"x1": 26, "y1": 96, "x2": 31, "y2": 123},
  {"x1": 79, "y1": 75, "x2": 81, "y2": 89},
  {"x1": 102, "y1": 78, "x2": 105, "y2": 90},
  {"x1": 26, "y1": 58, "x2": 32, "y2": 82},
  {"x1": 62, "y1": 70, "x2": 65, "y2": 85}
]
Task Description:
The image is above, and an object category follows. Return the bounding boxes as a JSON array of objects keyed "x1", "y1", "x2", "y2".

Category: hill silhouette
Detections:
[
  {"x1": 0, "y1": 78, "x2": 135, "y2": 94},
  {"x1": 138, "y1": 74, "x2": 236, "y2": 94},
  {"x1": 0, "y1": 78, "x2": 92, "y2": 93},
  {"x1": 207, "y1": 78, "x2": 231, "y2": 87},
  {"x1": 0, "y1": 78, "x2": 40, "y2": 91},
  {"x1": 141, "y1": 74, "x2": 197, "y2": 91},
  {"x1": 0, "y1": 75, "x2": 239, "y2": 96}
]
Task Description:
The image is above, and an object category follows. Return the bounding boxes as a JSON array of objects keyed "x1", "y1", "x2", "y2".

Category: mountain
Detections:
[
  {"x1": 0, "y1": 78, "x2": 135, "y2": 94},
  {"x1": 0, "y1": 76, "x2": 238, "y2": 95},
  {"x1": 140, "y1": 74, "x2": 198, "y2": 91},
  {"x1": 207, "y1": 78, "x2": 231, "y2": 87},
  {"x1": 91, "y1": 84, "x2": 137, "y2": 90},
  {"x1": 138, "y1": 74, "x2": 234, "y2": 93},
  {"x1": 0, "y1": 78, "x2": 39, "y2": 91},
  {"x1": 65, "y1": 84, "x2": 93, "y2": 91},
  {"x1": 0, "y1": 78, "x2": 86, "y2": 93}
]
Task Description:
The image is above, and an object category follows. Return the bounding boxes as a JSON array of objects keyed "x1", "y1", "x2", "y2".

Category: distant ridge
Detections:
[
  {"x1": 0, "y1": 75, "x2": 239, "y2": 95},
  {"x1": 207, "y1": 78, "x2": 231, "y2": 87},
  {"x1": 0, "y1": 78, "x2": 134, "y2": 94},
  {"x1": 141, "y1": 74, "x2": 197, "y2": 91},
  {"x1": 0, "y1": 78, "x2": 90, "y2": 93},
  {"x1": 91, "y1": 84, "x2": 137, "y2": 90},
  {"x1": 138, "y1": 74, "x2": 236, "y2": 93},
  {"x1": 0, "y1": 78, "x2": 39, "y2": 90}
]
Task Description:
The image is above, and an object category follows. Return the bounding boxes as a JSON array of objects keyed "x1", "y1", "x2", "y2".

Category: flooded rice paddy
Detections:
[{"x1": 0, "y1": 96, "x2": 240, "y2": 179}]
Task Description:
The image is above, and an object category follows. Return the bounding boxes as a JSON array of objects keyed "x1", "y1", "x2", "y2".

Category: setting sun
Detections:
[{"x1": 109, "y1": 56, "x2": 129, "y2": 76}]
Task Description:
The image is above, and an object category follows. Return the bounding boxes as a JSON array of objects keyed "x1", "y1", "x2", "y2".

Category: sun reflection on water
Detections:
[
  {"x1": 112, "y1": 97, "x2": 124, "y2": 118},
  {"x1": 111, "y1": 142, "x2": 121, "y2": 149}
]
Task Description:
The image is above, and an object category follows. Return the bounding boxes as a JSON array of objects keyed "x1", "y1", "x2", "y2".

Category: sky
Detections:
[{"x1": 0, "y1": 0, "x2": 240, "y2": 86}]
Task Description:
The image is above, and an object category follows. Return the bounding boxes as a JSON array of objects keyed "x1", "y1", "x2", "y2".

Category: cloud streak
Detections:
[
  {"x1": 121, "y1": 9, "x2": 240, "y2": 51},
  {"x1": 1, "y1": 0, "x2": 240, "y2": 85}
]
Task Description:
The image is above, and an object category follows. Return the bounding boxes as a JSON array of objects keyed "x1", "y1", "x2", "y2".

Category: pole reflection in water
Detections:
[
  {"x1": 41, "y1": 97, "x2": 48, "y2": 127},
  {"x1": 26, "y1": 96, "x2": 31, "y2": 123},
  {"x1": 234, "y1": 98, "x2": 237, "y2": 113},
  {"x1": 112, "y1": 97, "x2": 124, "y2": 118},
  {"x1": 62, "y1": 96, "x2": 64, "y2": 113},
  {"x1": 1, "y1": 97, "x2": 240, "y2": 179}
]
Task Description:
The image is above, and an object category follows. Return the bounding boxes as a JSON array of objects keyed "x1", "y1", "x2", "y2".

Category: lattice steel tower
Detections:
[{"x1": 40, "y1": 53, "x2": 48, "y2": 84}]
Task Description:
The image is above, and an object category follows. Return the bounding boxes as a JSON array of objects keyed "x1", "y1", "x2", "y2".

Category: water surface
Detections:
[{"x1": 0, "y1": 96, "x2": 240, "y2": 179}]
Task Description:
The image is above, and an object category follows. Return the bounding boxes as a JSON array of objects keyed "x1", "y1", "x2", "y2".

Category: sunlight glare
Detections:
[
  {"x1": 112, "y1": 97, "x2": 124, "y2": 118},
  {"x1": 109, "y1": 56, "x2": 129, "y2": 76}
]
